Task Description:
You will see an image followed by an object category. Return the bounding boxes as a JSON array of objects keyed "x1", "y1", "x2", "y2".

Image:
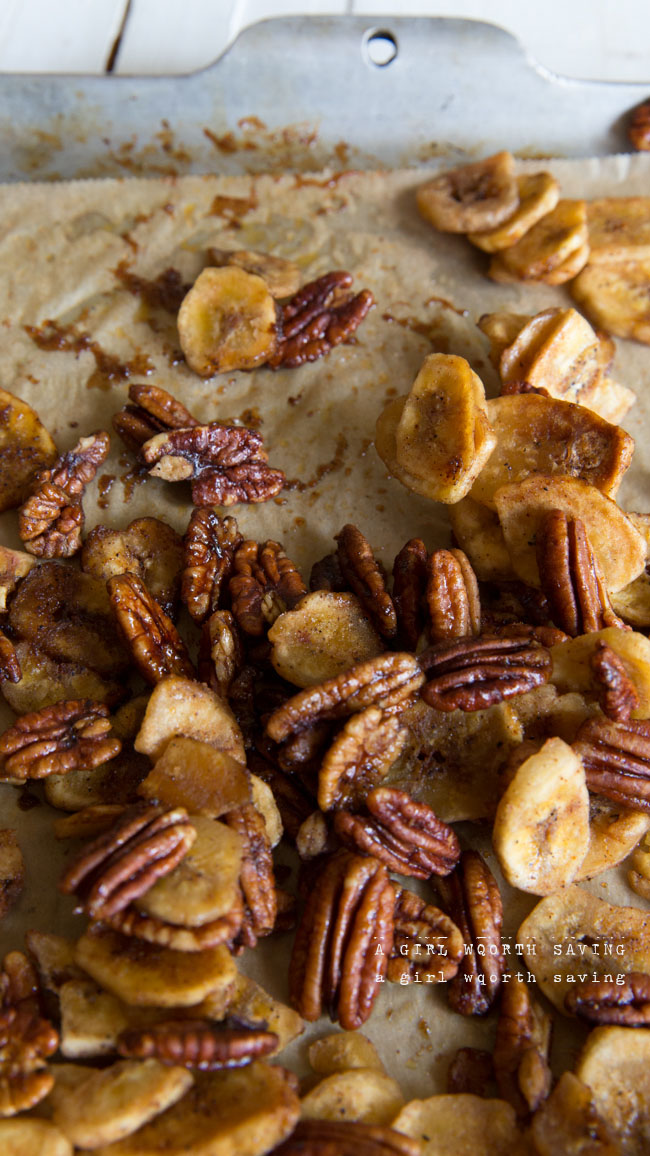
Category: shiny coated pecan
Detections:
[
  {"x1": 336, "y1": 525, "x2": 397, "y2": 640},
  {"x1": 392, "y1": 538, "x2": 428, "y2": 651},
  {"x1": 0, "y1": 631, "x2": 21, "y2": 684},
  {"x1": 59, "y1": 802, "x2": 196, "y2": 920},
  {"x1": 18, "y1": 431, "x2": 110, "y2": 557},
  {"x1": 590, "y1": 641, "x2": 640, "y2": 721},
  {"x1": 0, "y1": 699, "x2": 120, "y2": 780},
  {"x1": 272, "y1": 1119, "x2": 421, "y2": 1156},
  {"x1": 426, "y1": 548, "x2": 481, "y2": 643},
  {"x1": 419, "y1": 633, "x2": 551, "y2": 712},
  {"x1": 0, "y1": 951, "x2": 39, "y2": 1011},
  {"x1": 333, "y1": 786, "x2": 460, "y2": 877},
  {"x1": 198, "y1": 609, "x2": 244, "y2": 697},
  {"x1": 573, "y1": 715, "x2": 650, "y2": 811},
  {"x1": 229, "y1": 539, "x2": 306, "y2": 636},
  {"x1": 104, "y1": 894, "x2": 244, "y2": 951},
  {"x1": 181, "y1": 508, "x2": 242, "y2": 624},
  {"x1": 535, "y1": 510, "x2": 625, "y2": 637},
  {"x1": 117, "y1": 1018, "x2": 278, "y2": 1069},
  {"x1": 387, "y1": 888, "x2": 463, "y2": 984},
  {"x1": 309, "y1": 551, "x2": 347, "y2": 593},
  {"x1": 289, "y1": 850, "x2": 395, "y2": 1030},
  {"x1": 107, "y1": 572, "x2": 195, "y2": 684},
  {"x1": 318, "y1": 708, "x2": 407, "y2": 811},
  {"x1": 269, "y1": 271, "x2": 375, "y2": 369},
  {"x1": 141, "y1": 421, "x2": 267, "y2": 481},
  {"x1": 0, "y1": 951, "x2": 58, "y2": 1117},
  {"x1": 438, "y1": 850, "x2": 504, "y2": 1016},
  {"x1": 447, "y1": 1047, "x2": 495, "y2": 1096},
  {"x1": 191, "y1": 462, "x2": 286, "y2": 506},
  {"x1": 493, "y1": 976, "x2": 552, "y2": 1116},
  {"x1": 628, "y1": 99, "x2": 650, "y2": 150},
  {"x1": 266, "y1": 652, "x2": 425, "y2": 742},
  {"x1": 224, "y1": 803, "x2": 276, "y2": 950},
  {"x1": 113, "y1": 383, "x2": 199, "y2": 453},
  {"x1": 565, "y1": 972, "x2": 650, "y2": 1025}
]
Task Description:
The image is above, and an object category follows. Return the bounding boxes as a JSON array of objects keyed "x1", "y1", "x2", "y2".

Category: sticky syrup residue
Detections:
[
  {"x1": 25, "y1": 320, "x2": 154, "y2": 390},
  {"x1": 284, "y1": 433, "x2": 348, "y2": 492},
  {"x1": 114, "y1": 261, "x2": 189, "y2": 313},
  {"x1": 97, "y1": 474, "x2": 116, "y2": 509}
]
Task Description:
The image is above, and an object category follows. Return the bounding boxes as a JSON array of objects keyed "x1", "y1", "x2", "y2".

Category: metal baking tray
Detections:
[{"x1": 0, "y1": 15, "x2": 648, "y2": 183}]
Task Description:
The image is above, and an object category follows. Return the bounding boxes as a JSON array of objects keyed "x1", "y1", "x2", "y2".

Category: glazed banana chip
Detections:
[
  {"x1": 529, "y1": 1071, "x2": 620, "y2": 1156},
  {"x1": 0, "y1": 386, "x2": 57, "y2": 512},
  {"x1": 0, "y1": 1119, "x2": 73, "y2": 1155},
  {"x1": 268, "y1": 591, "x2": 384, "y2": 687},
  {"x1": 447, "y1": 496, "x2": 513, "y2": 582},
  {"x1": 585, "y1": 197, "x2": 650, "y2": 264},
  {"x1": 178, "y1": 266, "x2": 278, "y2": 375},
  {"x1": 207, "y1": 247, "x2": 301, "y2": 298},
  {"x1": 138, "y1": 737, "x2": 251, "y2": 818},
  {"x1": 308, "y1": 1031, "x2": 385, "y2": 1075},
  {"x1": 571, "y1": 259, "x2": 650, "y2": 345},
  {"x1": 498, "y1": 307, "x2": 601, "y2": 401},
  {"x1": 81, "y1": 517, "x2": 183, "y2": 618},
  {"x1": 551, "y1": 627, "x2": 650, "y2": 718},
  {"x1": 575, "y1": 1026, "x2": 650, "y2": 1154},
  {"x1": 228, "y1": 972, "x2": 304, "y2": 1054},
  {"x1": 488, "y1": 199, "x2": 588, "y2": 283},
  {"x1": 301, "y1": 1068, "x2": 404, "y2": 1125},
  {"x1": 578, "y1": 798, "x2": 650, "y2": 881},
  {"x1": 416, "y1": 150, "x2": 519, "y2": 233},
  {"x1": 468, "y1": 171, "x2": 560, "y2": 252},
  {"x1": 135, "y1": 675, "x2": 246, "y2": 764},
  {"x1": 0, "y1": 639, "x2": 126, "y2": 715},
  {"x1": 392, "y1": 1093, "x2": 523, "y2": 1156},
  {"x1": 493, "y1": 737, "x2": 590, "y2": 895}
]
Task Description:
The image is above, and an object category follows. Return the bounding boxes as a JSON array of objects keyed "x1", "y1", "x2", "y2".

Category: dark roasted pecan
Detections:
[
  {"x1": 266, "y1": 652, "x2": 425, "y2": 742},
  {"x1": 182, "y1": 509, "x2": 242, "y2": 624},
  {"x1": 113, "y1": 383, "x2": 199, "y2": 453},
  {"x1": 309, "y1": 552, "x2": 347, "y2": 593},
  {"x1": 268, "y1": 271, "x2": 375, "y2": 369},
  {"x1": 573, "y1": 715, "x2": 650, "y2": 811},
  {"x1": 117, "y1": 1018, "x2": 278, "y2": 1069},
  {"x1": 224, "y1": 803, "x2": 276, "y2": 951},
  {"x1": 565, "y1": 972, "x2": 650, "y2": 1025},
  {"x1": 289, "y1": 850, "x2": 395, "y2": 1030},
  {"x1": 447, "y1": 1047, "x2": 495, "y2": 1096},
  {"x1": 198, "y1": 610, "x2": 244, "y2": 697},
  {"x1": 0, "y1": 951, "x2": 58, "y2": 1116},
  {"x1": 104, "y1": 894, "x2": 244, "y2": 952},
  {"x1": 0, "y1": 699, "x2": 120, "y2": 780},
  {"x1": 229, "y1": 539, "x2": 306, "y2": 637},
  {"x1": 438, "y1": 850, "x2": 504, "y2": 1016},
  {"x1": 141, "y1": 422, "x2": 267, "y2": 481},
  {"x1": 387, "y1": 888, "x2": 463, "y2": 984},
  {"x1": 18, "y1": 431, "x2": 110, "y2": 557},
  {"x1": 272, "y1": 1119, "x2": 421, "y2": 1156},
  {"x1": 334, "y1": 786, "x2": 460, "y2": 877},
  {"x1": 335, "y1": 525, "x2": 397, "y2": 640},
  {"x1": 535, "y1": 509, "x2": 625, "y2": 637},
  {"x1": 107, "y1": 572, "x2": 195, "y2": 684},
  {"x1": 426, "y1": 548, "x2": 481, "y2": 643},
  {"x1": 628, "y1": 99, "x2": 650, "y2": 150},
  {"x1": 493, "y1": 975, "x2": 552, "y2": 1116},
  {"x1": 590, "y1": 641, "x2": 640, "y2": 721},
  {"x1": 392, "y1": 538, "x2": 428, "y2": 651},
  {"x1": 0, "y1": 631, "x2": 21, "y2": 684},
  {"x1": 191, "y1": 462, "x2": 286, "y2": 506},
  {"x1": 59, "y1": 802, "x2": 196, "y2": 920},
  {"x1": 318, "y1": 709, "x2": 407, "y2": 811},
  {"x1": 419, "y1": 633, "x2": 551, "y2": 712}
]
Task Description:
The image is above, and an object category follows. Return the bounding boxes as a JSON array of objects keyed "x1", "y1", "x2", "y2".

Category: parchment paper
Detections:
[{"x1": 1, "y1": 154, "x2": 650, "y2": 1102}]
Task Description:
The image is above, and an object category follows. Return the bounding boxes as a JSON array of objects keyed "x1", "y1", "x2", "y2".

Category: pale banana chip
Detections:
[
  {"x1": 499, "y1": 308, "x2": 602, "y2": 403},
  {"x1": 249, "y1": 773, "x2": 283, "y2": 847},
  {"x1": 135, "y1": 675, "x2": 246, "y2": 764},
  {"x1": 488, "y1": 199, "x2": 588, "y2": 282},
  {"x1": 494, "y1": 473, "x2": 646, "y2": 591},
  {"x1": 551, "y1": 627, "x2": 650, "y2": 719},
  {"x1": 44, "y1": 748, "x2": 149, "y2": 813},
  {"x1": 579, "y1": 374, "x2": 637, "y2": 425},
  {"x1": 81, "y1": 517, "x2": 183, "y2": 618},
  {"x1": 135, "y1": 816, "x2": 244, "y2": 928},
  {"x1": 301, "y1": 1068, "x2": 404, "y2": 1125},
  {"x1": 611, "y1": 572, "x2": 650, "y2": 627},
  {"x1": 308, "y1": 1031, "x2": 384, "y2": 1075},
  {"x1": 529, "y1": 1071, "x2": 620, "y2": 1156},
  {"x1": 25, "y1": 929, "x2": 84, "y2": 995},
  {"x1": 469, "y1": 395, "x2": 633, "y2": 510},
  {"x1": 138, "y1": 737, "x2": 251, "y2": 818},
  {"x1": 178, "y1": 266, "x2": 278, "y2": 375},
  {"x1": 518, "y1": 885, "x2": 650, "y2": 1013},
  {"x1": 229, "y1": 972, "x2": 304, "y2": 1054},
  {"x1": 493, "y1": 737, "x2": 590, "y2": 895},
  {"x1": 59, "y1": 979, "x2": 139, "y2": 1058},
  {"x1": 2, "y1": 639, "x2": 125, "y2": 715},
  {"x1": 571, "y1": 259, "x2": 650, "y2": 345},
  {"x1": 0, "y1": 1119, "x2": 72, "y2": 1156},
  {"x1": 416, "y1": 151, "x2": 518, "y2": 233},
  {"x1": 268, "y1": 591, "x2": 383, "y2": 687},
  {"x1": 392, "y1": 1094, "x2": 524, "y2": 1156},
  {"x1": 509, "y1": 684, "x2": 597, "y2": 745},
  {"x1": 541, "y1": 239, "x2": 590, "y2": 285},
  {"x1": 628, "y1": 832, "x2": 650, "y2": 901},
  {"x1": 468, "y1": 171, "x2": 560, "y2": 252},
  {"x1": 0, "y1": 386, "x2": 57, "y2": 513},
  {"x1": 477, "y1": 310, "x2": 531, "y2": 369},
  {"x1": 578, "y1": 798, "x2": 650, "y2": 880},
  {"x1": 447, "y1": 495, "x2": 514, "y2": 582},
  {"x1": 575, "y1": 1026, "x2": 650, "y2": 1154},
  {"x1": 32, "y1": 1064, "x2": 98, "y2": 1120},
  {"x1": 53, "y1": 805, "x2": 127, "y2": 840},
  {"x1": 585, "y1": 197, "x2": 650, "y2": 263},
  {"x1": 207, "y1": 247, "x2": 301, "y2": 298}
]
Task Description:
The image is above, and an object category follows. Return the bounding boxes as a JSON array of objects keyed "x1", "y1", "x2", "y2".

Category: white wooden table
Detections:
[{"x1": 0, "y1": 0, "x2": 648, "y2": 82}]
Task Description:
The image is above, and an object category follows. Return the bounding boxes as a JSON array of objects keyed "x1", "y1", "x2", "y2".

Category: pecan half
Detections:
[
  {"x1": 117, "y1": 1018, "x2": 278, "y2": 1069},
  {"x1": 107, "y1": 572, "x2": 195, "y2": 684},
  {"x1": 333, "y1": 786, "x2": 460, "y2": 877},
  {"x1": 573, "y1": 715, "x2": 650, "y2": 811},
  {"x1": 0, "y1": 699, "x2": 120, "y2": 780},
  {"x1": 387, "y1": 888, "x2": 463, "y2": 984},
  {"x1": 18, "y1": 431, "x2": 110, "y2": 557},
  {"x1": 104, "y1": 895, "x2": 244, "y2": 951},
  {"x1": 224, "y1": 803, "x2": 277, "y2": 950},
  {"x1": 336, "y1": 525, "x2": 397, "y2": 640},
  {"x1": 0, "y1": 951, "x2": 58, "y2": 1117},
  {"x1": 0, "y1": 631, "x2": 21, "y2": 684},
  {"x1": 113, "y1": 383, "x2": 199, "y2": 453},
  {"x1": 419, "y1": 633, "x2": 551, "y2": 712},
  {"x1": 229, "y1": 539, "x2": 306, "y2": 637},
  {"x1": 628, "y1": 99, "x2": 650, "y2": 151},
  {"x1": 191, "y1": 462, "x2": 286, "y2": 506},
  {"x1": 493, "y1": 976, "x2": 552, "y2": 1116},
  {"x1": 426, "y1": 548, "x2": 481, "y2": 643},
  {"x1": 289, "y1": 850, "x2": 395, "y2": 1030},
  {"x1": 198, "y1": 610, "x2": 244, "y2": 698},
  {"x1": 565, "y1": 972, "x2": 650, "y2": 1025},
  {"x1": 392, "y1": 538, "x2": 428, "y2": 651},
  {"x1": 318, "y1": 709, "x2": 407, "y2": 811},
  {"x1": 59, "y1": 802, "x2": 196, "y2": 920},
  {"x1": 438, "y1": 850, "x2": 504, "y2": 1015},
  {"x1": 590, "y1": 641, "x2": 640, "y2": 721},
  {"x1": 272, "y1": 1120, "x2": 420, "y2": 1156},
  {"x1": 141, "y1": 422, "x2": 267, "y2": 481},
  {"x1": 266, "y1": 652, "x2": 424, "y2": 742},
  {"x1": 269, "y1": 271, "x2": 375, "y2": 369},
  {"x1": 535, "y1": 510, "x2": 625, "y2": 637},
  {"x1": 181, "y1": 509, "x2": 242, "y2": 624}
]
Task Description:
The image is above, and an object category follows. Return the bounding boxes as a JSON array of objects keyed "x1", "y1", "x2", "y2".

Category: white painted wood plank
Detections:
[{"x1": 0, "y1": 0, "x2": 128, "y2": 73}]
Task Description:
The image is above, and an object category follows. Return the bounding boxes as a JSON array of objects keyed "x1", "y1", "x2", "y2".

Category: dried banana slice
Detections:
[
  {"x1": 207, "y1": 247, "x2": 300, "y2": 298},
  {"x1": 575, "y1": 1026, "x2": 650, "y2": 1151},
  {"x1": 0, "y1": 386, "x2": 57, "y2": 512},
  {"x1": 468, "y1": 171, "x2": 560, "y2": 252},
  {"x1": 178, "y1": 266, "x2": 278, "y2": 376},
  {"x1": 541, "y1": 240, "x2": 590, "y2": 285},
  {"x1": 1, "y1": 640, "x2": 126, "y2": 715},
  {"x1": 469, "y1": 395, "x2": 633, "y2": 511},
  {"x1": 447, "y1": 496, "x2": 514, "y2": 582},
  {"x1": 585, "y1": 197, "x2": 650, "y2": 263},
  {"x1": 494, "y1": 474, "x2": 646, "y2": 591},
  {"x1": 135, "y1": 675, "x2": 246, "y2": 764},
  {"x1": 228, "y1": 973, "x2": 304, "y2": 1054},
  {"x1": 138, "y1": 737, "x2": 251, "y2": 818},
  {"x1": 393, "y1": 1094, "x2": 523, "y2": 1156},
  {"x1": 493, "y1": 736, "x2": 590, "y2": 895},
  {"x1": 268, "y1": 591, "x2": 383, "y2": 688},
  {"x1": 308, "y1": 1032, "x2": 384, "y2": 1075},
  {"x1": 488, "y1": 199, "x2": 588, "y2": 282},
  {"x1": 0, "y1": 1119, "x2": 72, "y2": 1155},
  {"x1": 551, "y1": 627, "x2": 650, "y2": 718},
  {"x1": 578, "y1": 374, "x2": 637, "y2": 426},
  {"x1": 478, "y1": 310, "x2": 532, "y2": 369},
  {"x1": 0, "y1": 545, "x2": 37, "y2": 612},
  {"x1": 578, "y1": 798, "x2": 650, "y2": 880},
  {"x1": 498, "y1": 308, "x2": 602, "y2": 403},
  {"x1": 52, "y1": 1060, "x2": 193, "y2": 1149},
  {"x1": 571, "y1": 259, "x2": 650, "y2": 345},
  {"x1": 134, "y1": 817, "x2": 244, "y2": 928},
  {"x1": 300, "y1": 1068, "x2": 404, "y2": 1125},
  {"x1": 530, "y1": 1071, "x2": 620, "y2": 1156},
  {"x1": 81, "y1": 518, "x2": 183, "y2": 618},
  {"x1": 416, "y1": 151, "x2": 518, "y2": 233}
]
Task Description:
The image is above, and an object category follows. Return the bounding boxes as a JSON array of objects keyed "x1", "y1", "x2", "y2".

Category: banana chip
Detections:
[
  {"x1": 468, "y1": 171, "x2": 560, "y2": 252},
  {"x1": 268, "y1": 591, "x2": 383, "y2": 688},
  {"x1": 585, "y1": 197, "x2": 650, "y2": 264},
  {"x1": 416, "y1": 151, "x2": 518, "y2": 233},
  {"x1": 551, "y1": 627, "x2": 650, "y2": 719},
  {"x1": 575, "y1": 1026, "x2": 650, "y2": 1153},
  {"x1": 1, "y1": 639, "x2": 126, "y2": 715},
  {"x1": 134, "y1": 817, "x2": 244, "y2": 928},
  {"x1": 530, "y1": 1071, "x2": 620, "y2": 1156},
  {"x1": 0, "y1": 386, "x2": 57, "y2": 512},
  {"x1": 301, "y1": 1069, "x2": 404, "y2": 1125},
  {"x1": 392, "y1": 1094, "x2": 523, "y2": 1156},
  {"x1": 135, "y1": 676, "x2": 246, "y2": 764},
  {"x1": 308, "y1": 1031, "x2": 384, "y2": 1075},
  {"x1": 0, "y1": 1119, "x2": 72, "y2": 1156},
  {"x1": 447, "y1": 496, "x2": 513, "y2": 582},
  {"x1": 578, "y1": 798, "x2": 650, "y2": 880},
  {"x1": 229, "y1": 973, "x2": 304, "y2": 1054},
  {"x1": 138, "y1": 737, "x2": 251, "y2": 818},
  {"x1": 207, "y1": 247, "x2": 301, "y2": 298},
  {"x1": 488, "y1": 199, "x2": 588, "y2": 283},
  {"x1": 571, "y1": 259, "x2": 650, "y2": 345},
  {"x1": 0, "y1": 545, "x2": 37, "y2": 612},
  {"x1": 178, "y1": 266, "x2": 278, "y2": 376},
  {"x1": 498, "y1": 308, "x2": 602, "y2": 403}
]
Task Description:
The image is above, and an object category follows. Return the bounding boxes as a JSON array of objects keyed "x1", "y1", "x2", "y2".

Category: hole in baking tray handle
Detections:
[{"x1": 362, "y1": 29, "x2": 398, "y2": 68}]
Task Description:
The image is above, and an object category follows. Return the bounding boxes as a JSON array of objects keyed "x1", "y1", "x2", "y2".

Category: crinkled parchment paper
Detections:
[{"x1": 1, "y1": 153, "x2": 650, "y2": 1099}]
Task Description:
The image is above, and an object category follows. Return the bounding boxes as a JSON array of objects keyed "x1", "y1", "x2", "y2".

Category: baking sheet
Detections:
[{"x1": 1, "y1": 153, "x2": 650, "y2": 1106}]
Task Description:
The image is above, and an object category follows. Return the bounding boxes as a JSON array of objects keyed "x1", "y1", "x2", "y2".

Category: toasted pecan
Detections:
[
  {"x1": 113, "y1": 383, "x2": 199, "y2": 453},
  {"x1": 565, "y1": 972, "x2": 650, "y2": 1025},
  {"x1": 392, "y1": 538, "x2": 428, "y2": 651},
  {"x1": 117, "y1": 1018, "x2": 278, "y2": 1069},
  {"x1": 535, "y1": 510, "x2": 625, "y2": 637},
  {"x1": 272, "y1": 1119, "x2": 420, "y2": 1156},
  {"x1": 318, "y1": 709, "x2": 407, "y2": 811},
  {"x1": 493, "y1": 976, "x2": 552, "y2": 1116},
  {"x1": 107, "y1": 572, "x2": 195, "y2": 684},
  {"x1": 426, "y1": 548, "x2": 481, "y2": 643},
  {"x1": 230, "y1": 539, "x2": 306, "y2": 637},
  {"x1": 333, "y1": 786, "x2": 460, "y2": 877},
  {"x1": 573, "y1": 715, "x2": 650, "y2": 811},
  {"x1": 387, "y1": 888, "x2": 463, "y2": 984},
  {"x1": 224, "y1": 803, "x2": 277, "y2": 951},
  {"x1": 18, "y1": 431, "x2": 110, "y2": 557},
  {"x1": 438, "y1": 850, "x2": 504, "y2": 1016},
  {"x1": 419, "y1": 633, "x2": 551, "y2": 712},
  {"x1": 0, "y1": 699, "x2": 120, "y2": 780},
  {"x1": 269, "y1": 271, "x2": 374, "y2": 369},
  {"x1": 336, "y1": 525, "x2": 397, "y2": 640},
  {"x1": 181, "y1": 509, "x2": 242, "y2": 624},
  {"x1": 590, "y1": 641, "x2": 640, "y2": 721}
]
